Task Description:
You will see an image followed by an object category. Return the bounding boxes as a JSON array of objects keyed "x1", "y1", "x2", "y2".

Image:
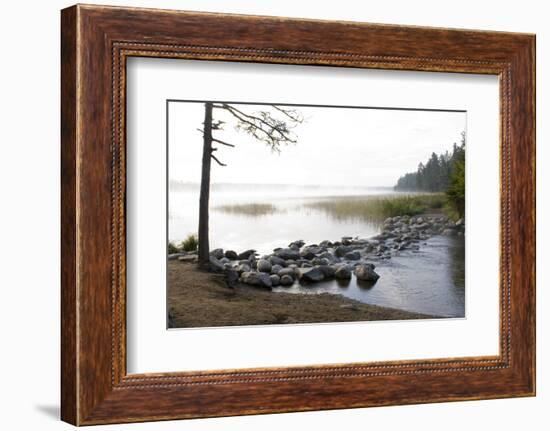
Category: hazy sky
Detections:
[{"x1": 168, "y1": 101, "x2": 465, "y2": 188}]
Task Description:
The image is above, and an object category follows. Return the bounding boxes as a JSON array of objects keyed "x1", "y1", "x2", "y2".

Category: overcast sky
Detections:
[{"x1": 168, "y1": 101, "x2": 465, "y2": 188}]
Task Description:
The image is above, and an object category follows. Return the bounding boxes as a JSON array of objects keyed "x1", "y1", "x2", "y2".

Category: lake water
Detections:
[{"x1": 169, "y1": 183, "x2": 465, "y2": 317}]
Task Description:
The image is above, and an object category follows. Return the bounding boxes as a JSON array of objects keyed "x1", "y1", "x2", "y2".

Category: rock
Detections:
[
  {"x1": 334, "y1": 245, "x2": 350, "y2": 258},
  {"x1": 236, "y1": 263, "x2": 251, "y2": 274},
  {"x1": 271, "y1": 264, "x2": 283, "y2": 274},
  {"x1": 178, "y1": 255, "x2": 198, "y2": 263},
  {"x1": 224, "y1": 250, "x2": 238, "y2": 260},
  {"x1": 312, "y1": 257, "x2": 330, "y2": 266},
  {"x1": 168, "y1": 253, "x2": 185, "y2": 261},
  {"x1": 455, "y1": 218, "x2": 465, "y2": 227},
  {"x1": 442, "y1": 228, "x2": 456, "y2": 236},
  {"x1": 238, "y1": 249, "x2": 256, "y2": 259},
  {"x1": 341, "y1": 236, "x2": 353, "y2": 245},
  {"x1": 289, "y1": 240, "x2": 305, "y2": 249},
  {"x1": 335, "y1": 266, "x2": 352, "y2": 279},
  {"x1": 344, "y1": 251, "x2": 361, "y2": 260},
  {"x1": 269, "y1": 274, "x2": 281, "y2": 286},
  {"x1": 280, "y1": 275, "x2": 294, "y2": 286},
  {"x1": 301, "y1": 262, "x2": 313, "y2": 268},
  {"x1": 224, "y1": 268, "x2": 239, "y2": 287},
  {"x1": 241, "y1": 271, "x2": 272, "y2": 289},
  {"x1": 318, "y1": 265, "x2": 336, "y2": 278},
  {"x1": 354, "y1": 264, "x2": 380, "y2": 282},
  {"x1": 269, "y1": 255, "x2": 286, "y2": 266},
  {"x1": 298, "y1": 267, "x2": 325, "y2": 282},
  {"x1": 210, "y1": 248, "x2": 224, "y2": 259},
  {"x1": 277, "y1": 268, "x2": 296, "y2": 279},
  {"x1": 257, "y1": 259, "x2": 272, "y2": 273},
  {"x1": 319, "y1": 251, "x2": 337, "y2": 262},
  {"x1": 209, "y1": 256, "x2": 225, "y2": 272},
  {"x1": 275, "y1": 248, "x2": 301, "y2": 260},
  {"x1": 319, "y1": 240, "x2": 333, "y2": 248},
  {"x1": 299, "y1": 248, "x2": 316, "y2": 260}
]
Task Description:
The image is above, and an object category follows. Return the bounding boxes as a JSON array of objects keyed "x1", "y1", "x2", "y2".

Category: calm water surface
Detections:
[{"x1": 169, "y1": 184, "x2": 465, "y2": 317}]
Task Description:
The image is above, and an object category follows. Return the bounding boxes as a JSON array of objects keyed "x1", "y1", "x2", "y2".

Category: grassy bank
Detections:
[
  {"x1": 214, "y1": 202, "x2": 281, "y2": 216},
  {"x1": 168, "y1": 262, "x2": 434, "y2": 328},
  {"x1": 303, "y1": 193, "x2": 451, "y2": 223},
  {"x1": 211, "y1": 193, "x2": 457, "y2": 224}
]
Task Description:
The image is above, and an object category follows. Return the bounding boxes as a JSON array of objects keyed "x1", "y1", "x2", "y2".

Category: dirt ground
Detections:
[{"x1": 168, "y1": 262, "x2": 433, "y2": 328}]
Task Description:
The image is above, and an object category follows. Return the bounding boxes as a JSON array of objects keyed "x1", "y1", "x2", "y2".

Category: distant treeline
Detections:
[{"x1": 394, "y1": 132, "x2": 465, "y2": 218}]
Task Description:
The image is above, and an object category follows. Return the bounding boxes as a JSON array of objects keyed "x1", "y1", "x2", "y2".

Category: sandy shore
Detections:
[{"x1": 168, "y1": 261, "x2": 434, "y2": 328}]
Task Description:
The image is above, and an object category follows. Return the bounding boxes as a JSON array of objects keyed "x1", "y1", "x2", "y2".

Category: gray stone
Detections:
[
  {"x1": 312, "y1": 257, "x2": 330, "y2": 266},
  {"x1": 289, "y1": 240, "x2": 305, "y2": 249},
  {"x1": 299, "y1": 248, "x2": 316, "y2": 260},
  {"x1": 442, "y1": 228, "x2": 456, "y2": 236},
  {"x1": 208, "y1": 256, "x2": 225, "y2": 272},
  {"x1": 277, "y1": 268, "x2": 296, "y2": 279},
  {"x1": 168, "y1": 253, "x2": 185, "y2": 261},
  {"x1": 257, "y1": 259, "x2": 272, "y2": 273},
  {"x1": 334, "y1": 245, "x2": 350, "y2": 258},
  {"x1": 276, "y1": 248, "x2": 301, "y2": 260},
  {"x1": 177, "y1": 255, "x2": 198, "y2": 263},
  {"x1": 335, "y1": 266, "x2": 352, "y2": 279},
  {"x1": 271, "y1": 264, "x2": 283, "y2": 274},
  {"x1": 210, "y1": 248, "x2": 224, "y2": 259},
  {"x1": 280, "y1": 275, "x2": 294, "y2": 286},
  {"x1": 238, "y1": 249, "x2": 256, "y2": 259},
  {"x1": 318, "y1": 265, "x2": 336, "y2": 278},
  {"x1": 354, "y1": 264, "x2": 380, "y2": 282},
  {"x1": 269, "y1": 255, "x2": 286, "y2": 266},
  {"x1": 236, "y1": 263, "x2": 251, "y2": 274},
  {"x1": 344, "y1": 251, "x2": 361, "y2": 260},
  {"x1": 224, "y1": 250, "x2": 238, "y2": 260},
  {"x1": 341, "y1": 236, "x2": 353, "y2": 245},
  {"x1": 298, "y1": 267, "x2": 325, "y2": 282},
  {"x1": 269, "y1": 274, "x2": 281, "y2": 286},
  {"x1": 319, "y1": 251, "x2": 336, "y2": 262},
  {"x1": 241, "y1": 271, "x2": 272, "y2": 289}
]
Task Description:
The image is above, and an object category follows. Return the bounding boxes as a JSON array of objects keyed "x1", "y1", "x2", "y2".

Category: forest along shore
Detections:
[
  {"x1": 167, "y1": 213, "x2": 464, "y2": 326},
  {"x1": 168, "y1": 262, "x2": 433, "y2": 328}
]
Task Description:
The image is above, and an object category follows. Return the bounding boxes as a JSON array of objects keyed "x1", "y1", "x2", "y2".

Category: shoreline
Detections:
[{"x1": 168, "y1": 262, "x2": 435, "y2": 328}]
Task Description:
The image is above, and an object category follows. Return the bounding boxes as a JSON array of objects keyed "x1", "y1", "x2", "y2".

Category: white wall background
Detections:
[{"x1": 0, "y1": 1, "x2": 546, "y2": 430}]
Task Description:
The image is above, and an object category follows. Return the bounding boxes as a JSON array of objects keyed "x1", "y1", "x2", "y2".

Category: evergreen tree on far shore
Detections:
[{"x1": 394, "y1": 132, "x2": 466, "y2": 217}]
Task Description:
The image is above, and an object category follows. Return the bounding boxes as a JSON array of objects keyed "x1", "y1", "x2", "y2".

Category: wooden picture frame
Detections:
[{"x1": 61, "y1": 4, "x2": 535, "y2": 425}]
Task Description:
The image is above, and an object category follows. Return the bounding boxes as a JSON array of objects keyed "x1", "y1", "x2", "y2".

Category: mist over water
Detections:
[{"x1": 169, "y1": 182, "x2": 394, "y2": 253}]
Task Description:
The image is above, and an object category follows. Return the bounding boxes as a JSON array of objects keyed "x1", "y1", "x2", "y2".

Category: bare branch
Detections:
[
  {"x1": 271, "y1": 105, "x2": 304, "y2": 123},
  {"x1": 220, "y1": 104, "x2": 299, "y2": 152},
  {"x1": 210, "y1": 154, "x2": 226, "y2": 166},
  {"x1": 212, "y1": 138, "x2": 235, "y2": 147}
]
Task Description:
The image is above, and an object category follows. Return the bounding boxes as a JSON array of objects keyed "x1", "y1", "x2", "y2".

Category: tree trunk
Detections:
[{"x1": 198, "y1": 102, "x2": 213, "y2": 266}]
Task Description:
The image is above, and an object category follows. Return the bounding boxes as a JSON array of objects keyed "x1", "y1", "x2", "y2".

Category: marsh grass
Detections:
[
  {"x1": 181, "y1": 234, "x2": 198, "y2": 252},
  {"x1": 304, "y1": 193, "x2": 447, "y2": 223},
  {"x1": 214, "y1": 203, "x2": 282, "y2": 217}
]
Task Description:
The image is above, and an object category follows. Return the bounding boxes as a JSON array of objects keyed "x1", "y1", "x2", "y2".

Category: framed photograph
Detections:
[{"x1": 61, "y1": 4, "x2": 535, "y2": 425}]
